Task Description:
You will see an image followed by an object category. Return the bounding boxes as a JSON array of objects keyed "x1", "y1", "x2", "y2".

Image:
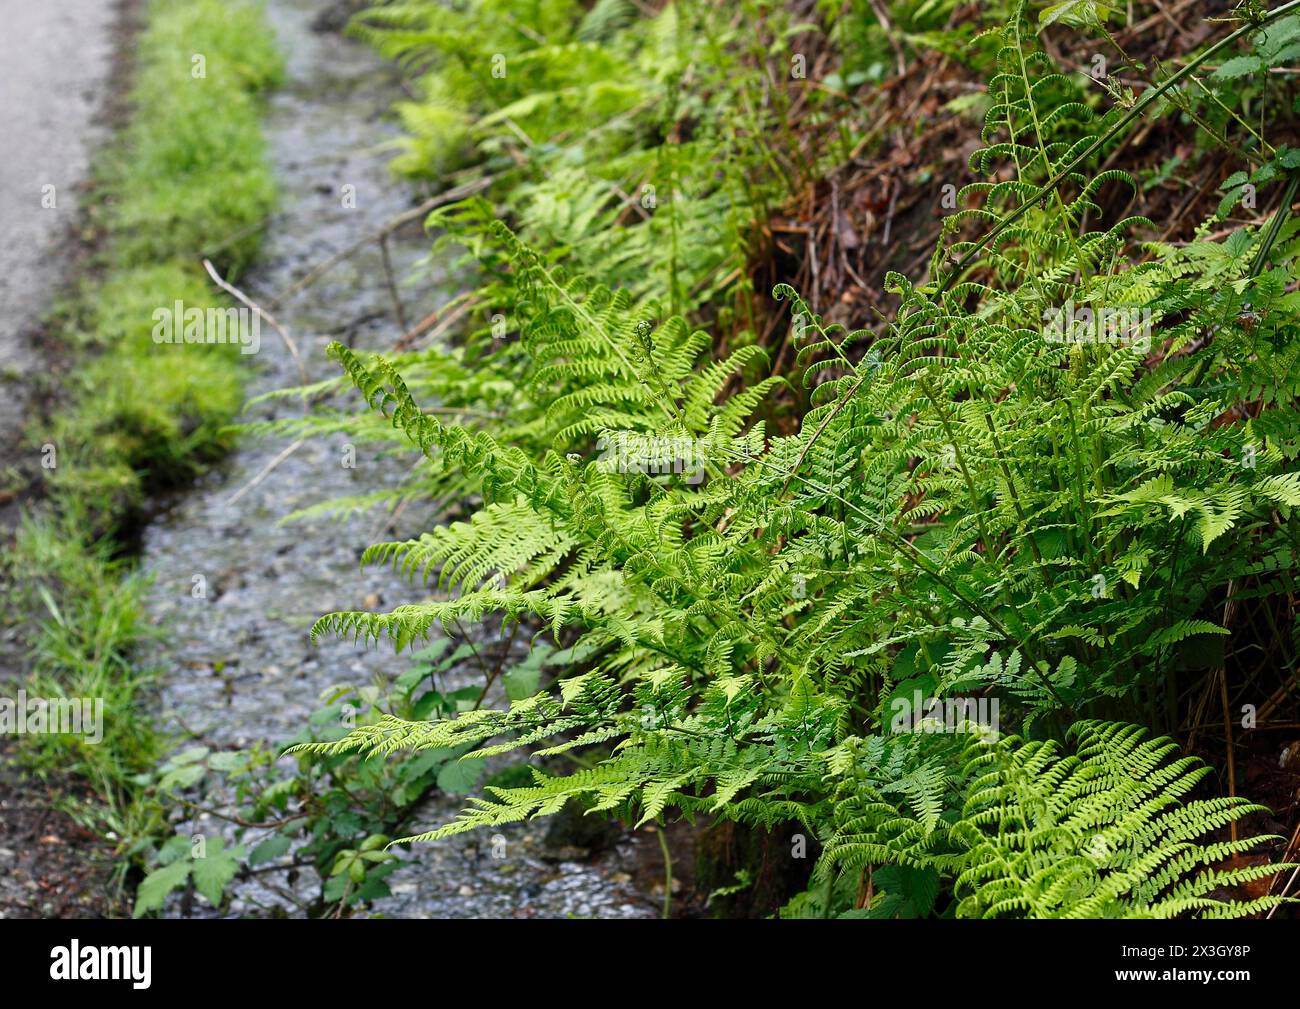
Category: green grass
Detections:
[
  {"x1": 110, "y1": 0, "x2": 281, "y2": 272},
  {"x1": 47, "y1": 264, "x2": 245, "y2": 520},
  {"x1": 43, "y1": 0, "x2": 283, "y2": 527},
  {"x1": 6, "y1": 511, "x2": 167, "y2": 889}
]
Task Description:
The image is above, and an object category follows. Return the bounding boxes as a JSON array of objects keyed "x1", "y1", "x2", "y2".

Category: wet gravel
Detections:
[{"x1": 141, "y1": 0, "x2": 652, "y2": 919}]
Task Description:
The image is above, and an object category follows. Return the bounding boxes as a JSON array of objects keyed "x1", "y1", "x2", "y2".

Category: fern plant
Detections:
[
  {"x1": 277, "y1": 1, "x2": 1300, "y2": 917},
  {"x1": 350, "y1": 0, "x2": 799, "y2": 324},
  {"x1": 823, "y1": 721, "x2": 1285, "y2": 918}
]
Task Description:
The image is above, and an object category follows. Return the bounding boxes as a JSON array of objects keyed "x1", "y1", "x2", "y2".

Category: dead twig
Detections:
[
  {"x1": 378, "y1": 232, "x2": 409, "y2": 333},
  {"x1": 393, "y1": 294, "x2": 481, "y2": 352},
  {"x1": 225, "y1": 438, "x2": 305, "y2": 507},
  {"x1": 202, "y1": 258, "x2": 307, "y2": 386}
]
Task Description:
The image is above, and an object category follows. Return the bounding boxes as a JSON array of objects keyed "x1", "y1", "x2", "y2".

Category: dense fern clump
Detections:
[
  {"x1": 285, "y1": 1, "x2": 1300, "y2": 917},
  {"x1": 348, "y1": 0, "x2": 795, "y2": 324}
]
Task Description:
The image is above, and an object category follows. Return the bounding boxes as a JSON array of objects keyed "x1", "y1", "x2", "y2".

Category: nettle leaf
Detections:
[
  {"x1": 248, "y1": 834, "x2": 293, "y2": 867},
  {"x1": 437, "y1": 754, "x2": 487, "y2": 793},
  {"x1": 1039, "y1": 1, "x2": 1111, "y2": 29},
  {"x1": 133, "y1": 860, "x2": 191, "y2": 918},
  {"x1": 503, "y1": 643, "x2": 552, "y2": 700},
  {"x1": 155, "y1": 833, "x2": 193, "y2": 866},
  {"x1": 192, "y1": 840, "x2": 245, "y2": 907},
  {"x1": 1213, "y1": 55, "x2": 1266, "y2": 80}
]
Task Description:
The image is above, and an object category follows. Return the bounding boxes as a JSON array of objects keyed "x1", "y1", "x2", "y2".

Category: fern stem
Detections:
[
  {"x1": 917, "y1": 375, "x2": 995, "y2": 558},
  {"x1": 981, "y1": 410, "x2": 1048, "y2": 578},
  {"x1": 655, "y1": 822, "x2": 673, "y2": 919},
  {"x1": 1248, "y1": 170, "x2": 1300, "y2": 276},
  {"x1": 938, "y1": 0, "x2": 1300, "y2": 294}
]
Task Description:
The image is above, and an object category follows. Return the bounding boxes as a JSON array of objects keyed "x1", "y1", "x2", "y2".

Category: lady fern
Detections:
[
  {"x1": 824, "y1": 722, "x2": 1286, "y2": 918},
  {"x1": 279, "y1": 1, "x2": 1300, "y2": 917}
]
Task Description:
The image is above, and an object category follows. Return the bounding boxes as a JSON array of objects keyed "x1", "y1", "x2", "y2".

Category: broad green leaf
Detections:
[{"x1": 133, "y1": 860, "x2": 191, "y2": 918}]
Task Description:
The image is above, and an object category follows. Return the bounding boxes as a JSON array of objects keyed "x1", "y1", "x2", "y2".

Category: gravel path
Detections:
[
  {"x1": 141, "y1": 0, "x2": 653, "y2": 919},
  {"x1": 0, "y1": 0, "x2": 118, "y2": 446}
]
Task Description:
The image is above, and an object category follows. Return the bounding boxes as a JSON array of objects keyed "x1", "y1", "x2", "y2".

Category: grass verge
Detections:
[{"x1": 4, "y1": 0, "x2": 282, "y2": 906}]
